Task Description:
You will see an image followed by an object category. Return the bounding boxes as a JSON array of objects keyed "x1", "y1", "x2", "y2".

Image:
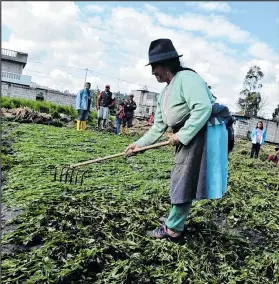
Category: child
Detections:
[
  {"x1": 250, "y1": 121, "x2": 267, "y2": 158},
  {"x1": 147, "y1": 112, "x2": 155, "y2": 126},
  {"x1": 115, "y1": 103, "x2": 125, "y2": 135}
]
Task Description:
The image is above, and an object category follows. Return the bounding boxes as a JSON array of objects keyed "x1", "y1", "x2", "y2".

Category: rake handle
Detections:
[{"x1": 70, "y1": 141, "x2": 170, "y2": 168}]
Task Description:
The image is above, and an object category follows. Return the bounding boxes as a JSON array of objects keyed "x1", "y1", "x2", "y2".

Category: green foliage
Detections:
[
  {"x1": 1, "y1": 96, "x2": 77, "y2": 118},
  {"x1": 237, "y1": 66, "x2": 264, "y2": 117},
  {"x1": 1, "y1": 122, "x2": 279, "y2": 283}
]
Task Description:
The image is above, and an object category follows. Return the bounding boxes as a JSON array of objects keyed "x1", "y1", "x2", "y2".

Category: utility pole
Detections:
[{"x1": 84, "y1": 68, "x2": 88, "y2": 84}]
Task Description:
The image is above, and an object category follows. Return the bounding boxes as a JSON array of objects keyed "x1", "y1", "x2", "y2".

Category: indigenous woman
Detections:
[{"x1": 125, "y1": 39, "x2": 229, "y2": 241}]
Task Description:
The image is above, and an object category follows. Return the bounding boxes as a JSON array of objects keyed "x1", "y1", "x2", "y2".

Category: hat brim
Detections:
[{"x1": 145, "y1": 54, "x2": 183, "y2": 66}]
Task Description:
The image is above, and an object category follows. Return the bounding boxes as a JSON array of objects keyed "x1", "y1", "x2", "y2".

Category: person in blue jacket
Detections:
[
  {"x1": 250, "y1": 121, "x2": 267, "y2": 158},
  {"x1": 75, "y1": 82, "x2": 93, "y2": 131}
]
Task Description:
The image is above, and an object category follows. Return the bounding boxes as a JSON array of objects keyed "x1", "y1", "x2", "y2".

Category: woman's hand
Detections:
[
  {"x1": 125, "y1": 143, "x2": 142, "y2": 156},
  {"x1": 169, "y1": 134, "x2": 180, "y2": 146}
]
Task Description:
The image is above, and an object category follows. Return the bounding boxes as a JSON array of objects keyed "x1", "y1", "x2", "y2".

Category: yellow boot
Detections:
[
  {"x1": 81, "y1": 121, "x2": 86, "y2": 130},
  {"x1": 126, "y1": 127, "x2": 130, "y2": 134},
  {"x1": 76, "y1": 120, "x2": 81, "y2": 131}
]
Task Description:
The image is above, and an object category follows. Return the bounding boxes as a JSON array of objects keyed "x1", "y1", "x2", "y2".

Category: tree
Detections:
[
  {"x1": 257, "y1": 94, "x2": 269, "y2": 117},
  {"x1": 237, "y1": 65, "x2": 264, "y2": 117},
  {"x1": 272, "y1": 105, "x2": 279, "y2": 122},
  {"x1": 143, "y1": 85, "x2": 148, "y2": 91}
]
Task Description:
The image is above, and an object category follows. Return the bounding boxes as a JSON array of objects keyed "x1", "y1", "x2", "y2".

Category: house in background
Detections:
[
  {"x1": 1, "y1": 48, "x2": 32, "y2": 86},
  {"x1": 1, "y1": 48, "x2": 76, "y2": 107},
  {"x1": 131, "y1": 89, "x2": 159, "y2": 119}
]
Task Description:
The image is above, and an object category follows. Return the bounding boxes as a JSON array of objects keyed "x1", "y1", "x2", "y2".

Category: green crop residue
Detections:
[{"x1": 1, "y1": 120, "x2": 279, "y2": 284}]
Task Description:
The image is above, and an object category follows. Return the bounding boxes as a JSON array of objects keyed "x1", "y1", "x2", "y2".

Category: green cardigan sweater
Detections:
[{"x1": 134, "y1": 70, "x2": 215, "y2": 147}]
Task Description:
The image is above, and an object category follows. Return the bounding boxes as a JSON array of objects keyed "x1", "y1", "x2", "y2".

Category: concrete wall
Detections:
[
  {"x1": 1, "y1": 60, "x2": 24, "y2": 74},
  {"x1": 1, "y1": 82, "x2": 76, "y2": 108},
  {"x1": 234, "y1": 117, "x2": 279, "y2": 144}
]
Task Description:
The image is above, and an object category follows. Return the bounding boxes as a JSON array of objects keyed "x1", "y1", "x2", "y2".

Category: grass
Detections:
[{"x1": 1, "y1": 120, "x2": 279, "y2": 283}]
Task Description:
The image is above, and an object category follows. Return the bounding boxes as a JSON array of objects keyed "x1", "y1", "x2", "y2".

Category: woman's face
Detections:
[
  {"x1": 257, "y1": 122, "x2": 263, "y2": 128},
  {"x1": 152, "y1": 64, "x2": 168, "y2": 83}
]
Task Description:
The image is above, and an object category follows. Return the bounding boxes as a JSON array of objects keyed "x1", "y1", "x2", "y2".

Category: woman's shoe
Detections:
[{"x1": 146, "y1": 224, "x2": 182, "y2": 242}]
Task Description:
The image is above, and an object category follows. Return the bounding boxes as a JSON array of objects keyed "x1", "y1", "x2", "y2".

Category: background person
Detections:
[
  {"x1": 75, "y1": 82, "x2": 93, "y2": 131},
  {"x1": 147, "y1": 111, "x2": 155, "y2": 126},
  {"x1": 97, "y1": 84, "x2": 115, "y2": 129},
  {"x1": 123, "y1": 94, "x2": 137, "y2": 134},
  {"x1": 115, "y1": 102, "x2": 125, "y2": 135},
  {"x1": 250, "y1": 121, "x2": 267, "y2": 158},
  {"x1": 267, "y1": 147, "x2": 279, "y2": 166}
]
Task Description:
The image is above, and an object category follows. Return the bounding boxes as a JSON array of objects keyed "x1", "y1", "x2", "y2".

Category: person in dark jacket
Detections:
[
  {"x1": 123, "y1": 94, "x2": 137, "y2": 134},
  {"x1": 97, "y1": 84, "x2": 115, "y2": 129}
]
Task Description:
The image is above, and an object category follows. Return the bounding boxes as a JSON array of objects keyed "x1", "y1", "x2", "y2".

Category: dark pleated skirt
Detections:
[{"x1": 170, "y1": 126, "x2": 207, "y2": 204}]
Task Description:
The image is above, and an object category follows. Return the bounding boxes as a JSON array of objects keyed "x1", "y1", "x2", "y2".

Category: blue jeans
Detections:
[
  {"x1": 78, "y1": 110, "x2": 89, "y2": 121},
  {"x1": 115, "y1": 117, "x2": 123, "y2": 134}
]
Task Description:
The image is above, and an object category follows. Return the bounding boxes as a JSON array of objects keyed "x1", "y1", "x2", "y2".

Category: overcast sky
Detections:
[{"x1": 2, "y1": 1, "x2": 279, "y2": 117}]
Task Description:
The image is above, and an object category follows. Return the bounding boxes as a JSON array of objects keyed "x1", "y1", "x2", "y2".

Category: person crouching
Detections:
[{"x1": 267, "y1": 147, "x2": 279, "y2": 166}]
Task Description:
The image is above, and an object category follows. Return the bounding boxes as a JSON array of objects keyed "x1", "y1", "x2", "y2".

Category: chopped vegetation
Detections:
[
  {"x1": 1, "y1": 120, "x2": 279, "y2": 283},
  {"x1": 1, "y1": 96, "x2": 113, "y2": 124}
]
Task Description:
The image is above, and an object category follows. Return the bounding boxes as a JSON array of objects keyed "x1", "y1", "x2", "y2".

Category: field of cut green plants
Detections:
[{"x1": 1, "y1": 120, "x2": 279, "y2": 284}]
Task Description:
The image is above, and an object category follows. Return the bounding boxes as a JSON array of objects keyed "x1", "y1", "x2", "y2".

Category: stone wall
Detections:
[
  {"x1": 234, "y1": 117, "x2": 279, "y2": 144},
  {"x1": 1, "y1": 82, "x2": 76, "y2": 108}
]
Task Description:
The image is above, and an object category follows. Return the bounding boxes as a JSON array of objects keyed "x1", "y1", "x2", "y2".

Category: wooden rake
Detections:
[{"x1": 53, "y1": 141, "x2": 169, "y2": 185}]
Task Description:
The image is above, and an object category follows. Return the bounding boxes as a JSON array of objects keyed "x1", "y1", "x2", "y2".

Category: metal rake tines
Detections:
[{"x1": 54, "y1": 166, "x2": 88, "y2": 185}]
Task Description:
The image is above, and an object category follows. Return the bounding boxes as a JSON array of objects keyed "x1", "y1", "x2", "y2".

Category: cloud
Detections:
[
  {"x1": 85, "y1": 4, "x2": 105, "y2": 13},
  {"x1": 197, "y1": 2, "x2": 232, "y2": 13},
  {"x1": 187, "y1": 2, "x2": 245, "y2": 14},
  {"x1": 2, "y1": 2, "x2": 278, "y2": 118},
  {"x1": 248, "y1": 42, "x2": 278, "y2": 61},
  {"x1": 154, "y1": 12, "x2": 251, "y2": 43},
  {"x1": 143, "y1": 4, "x2": 159, "y2": 14}
]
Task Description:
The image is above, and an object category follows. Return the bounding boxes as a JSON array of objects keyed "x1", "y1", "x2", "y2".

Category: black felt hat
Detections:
[
  {"x1": 146, "y1": 38, "x2": 183, "y2": 66},
  {"x1": 275, "y1": 147, "x2": 279, "y2": 151}
]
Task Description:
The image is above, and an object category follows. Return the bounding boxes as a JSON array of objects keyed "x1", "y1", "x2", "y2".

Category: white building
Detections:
[
  {"x1": 1, "y1": 48, "x2": 76, "y2": 107},
  {"x1": 131, "y1": 89, "x2": 159, "y2": 118},
  {"x1": 1, "y1": 48, "x2": 32, "y2": 86}
]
